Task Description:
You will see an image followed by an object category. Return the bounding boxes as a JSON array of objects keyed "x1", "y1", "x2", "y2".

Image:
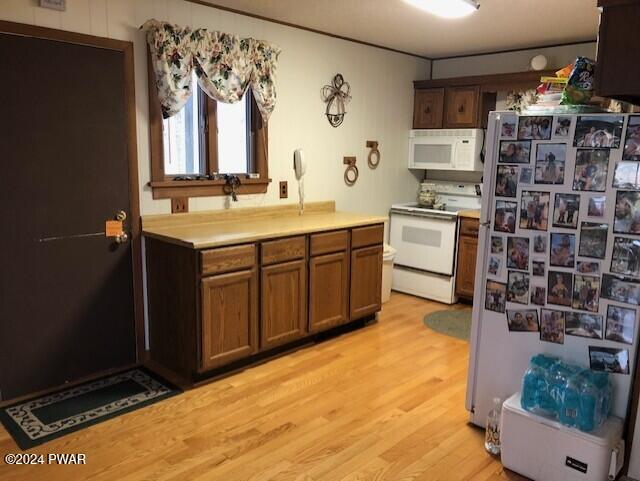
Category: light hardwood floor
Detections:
[{"x1": 0, "y1": 292, "x2": 525, "y2": 481}]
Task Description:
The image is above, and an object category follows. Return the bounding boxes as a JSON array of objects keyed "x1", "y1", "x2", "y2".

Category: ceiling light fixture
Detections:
[{"x1": 403, "y1": 0, "x2": 480, "y2": 19}]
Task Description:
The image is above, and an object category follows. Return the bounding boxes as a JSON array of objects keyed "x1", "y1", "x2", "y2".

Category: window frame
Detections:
[{"x1": 147, "y1": 50, "x2": 270, "y2": 200}]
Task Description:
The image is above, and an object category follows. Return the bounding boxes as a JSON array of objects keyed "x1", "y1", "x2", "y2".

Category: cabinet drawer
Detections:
[
  {"x1": 310, "y1": 230, "x2": 349, "y2": 256},
  {"x1": 200, "y1": 244, "x2": 256, "y2": 276},
  {"x1": 261, "y1": 236, "x2": 306, "y2": 265},
  {"x1": 459, "y1": 218, "x2": 479, "y2": 237},
  {"x1": 351, "y1": 224, "x2": 384, "y2": 249}
]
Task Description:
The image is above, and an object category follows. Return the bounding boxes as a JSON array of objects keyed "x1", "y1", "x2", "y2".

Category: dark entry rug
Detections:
[
  {"x1": 423, "y1": 309, "x2": 472, "y2": 340},
  {"x1": 0, "y1": 367, "x2": 181, "y2": 449}
]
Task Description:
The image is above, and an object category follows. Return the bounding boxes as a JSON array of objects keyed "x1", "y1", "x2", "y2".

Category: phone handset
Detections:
[{"x1": 294, "y1": 149, "x2": 306, "y2": 214}]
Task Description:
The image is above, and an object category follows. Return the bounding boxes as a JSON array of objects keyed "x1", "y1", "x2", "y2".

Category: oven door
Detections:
[{"x1": 390, "y1": 211, "x2": 457, "y2": 275}]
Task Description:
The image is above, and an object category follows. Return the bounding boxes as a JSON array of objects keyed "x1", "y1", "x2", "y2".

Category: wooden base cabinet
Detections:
[
  {"x1": 350, "y1": 245, "x2": 383, "y2": 319},
  {"x1": 201, "y1": 269, "x2": 258, "y2": 370},
  {"x1": 309, "y1": 251, "x2": 350, "y2": 333},
  {"x1": 261, "y1": 259, "x2": 307, "y2": 349},
  {"x1": 145, "y1": 223, "x2": 384, "y2": 383},
  {"x1": 455, "y1": 218, "x2": 479, "y2": 300}
]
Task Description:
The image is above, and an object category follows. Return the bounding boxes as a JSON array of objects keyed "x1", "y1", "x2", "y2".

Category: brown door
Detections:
[
  {"x1": 309, "y1": 251, "x2": 350, "y2": 333},
  {"x1": 261, "y1": 259, "x2": 307, "y2": 349},
  {"x1": 444, "y1": 86, "x2": 480, "y2": 128},
  {"x1": 0, "y1": 30, "x2": 139, "y2": 400},
  {"x1": 201, "y1": 269, "x2": 259, "y2": 370},
  {"x1": 413, "y1": 88, "x2": 444, "y2": 129},
  {"x1": 350, "y1": 245, "x2": 383, "y2": 319}
]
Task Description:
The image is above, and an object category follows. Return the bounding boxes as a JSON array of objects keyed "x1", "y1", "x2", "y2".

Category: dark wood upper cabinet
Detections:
[
  {"x1": 444, "y1": 86, "x2": 480, "y2": 128},
  {"x1": 413, "y1": 88, "x2": 444, "y2": 129},
  {"x1": 261, "y1": 259, "x2": 307, "y2": 349},
  {"x1": 412, "y1": 71, "x2": 556, "y2": 130},
  {"x1": 595, "y1": 0, "x2": 640, "y2": 104},
  {"x1": 201, "y1": 268, "x2": 259, "y2": 370}
]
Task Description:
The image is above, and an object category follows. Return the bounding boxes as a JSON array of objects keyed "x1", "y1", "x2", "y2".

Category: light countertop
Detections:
[
  {"x1": 458, "y1": 209, "x2": 481, "y2": 220},
  {"x1": 142, "y1": 202, "x2": 386, "y2": 249}
]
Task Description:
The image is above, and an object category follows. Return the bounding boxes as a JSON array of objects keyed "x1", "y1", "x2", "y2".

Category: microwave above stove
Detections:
[{"x1": 408, "y1": 128, "x2": 484, "y2": 172}]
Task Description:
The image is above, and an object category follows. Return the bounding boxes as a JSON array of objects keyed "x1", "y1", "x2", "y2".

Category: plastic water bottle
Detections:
[
  {"x1": 578, "y1": 375, "x2": 601, "y2": 432},
  {"x1": 521, "y1": 355, "x2": 553, "y2": 412},
  {"x1": 521, "y1": 364, "x2": 542, "y2": 411},
  {"x1": 485, "y1": 397, "x2": 502, "y2": 455},
  {"x1": 560, "y1": 373, "x2": 582, "y2": 427}
]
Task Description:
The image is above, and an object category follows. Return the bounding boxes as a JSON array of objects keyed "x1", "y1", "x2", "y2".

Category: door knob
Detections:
[
  {"x1": 115, "y1": 232, "x2": 129, "y2": 244},
  {"x1": 116, "y1": 210, "x2": 127, "y2": 222}
]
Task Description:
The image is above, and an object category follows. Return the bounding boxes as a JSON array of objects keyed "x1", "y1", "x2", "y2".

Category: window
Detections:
[
  {"x1": 162, "y1": 73, "x2": 205, "y2": 176},
  {"x1": 147, "y1": 53, "x2": 269, "y2": 199},
  {"x1": 216, "y1": 93, "x2": 250, "y2": 174}
]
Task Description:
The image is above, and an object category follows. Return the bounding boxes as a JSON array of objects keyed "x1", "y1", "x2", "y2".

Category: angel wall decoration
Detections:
[{"x1": 322, "y1": 73, "x2": 351, "y2": 127}]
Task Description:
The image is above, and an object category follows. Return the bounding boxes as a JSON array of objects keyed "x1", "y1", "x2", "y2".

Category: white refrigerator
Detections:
[{"x1": 466, "y1": 111, "x2": 640, "y2": 429}]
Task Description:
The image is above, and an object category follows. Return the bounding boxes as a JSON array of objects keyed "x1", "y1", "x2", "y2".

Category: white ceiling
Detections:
[{"x1": 200, "y1": 0, "x2": 600, "y2": 59}]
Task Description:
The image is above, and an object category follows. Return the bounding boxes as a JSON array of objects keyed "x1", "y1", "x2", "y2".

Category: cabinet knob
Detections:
[
  {"x1": 425, "y1": 106, "x2": 431, "y2": 114},
  {"x1": 458, "y1": 105, "x2": 465, "y2": 113}
]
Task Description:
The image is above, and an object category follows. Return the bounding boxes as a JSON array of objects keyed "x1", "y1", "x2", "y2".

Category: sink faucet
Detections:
[{"x1": 223, "y1": 174, "x2": 241, "y2": 202}]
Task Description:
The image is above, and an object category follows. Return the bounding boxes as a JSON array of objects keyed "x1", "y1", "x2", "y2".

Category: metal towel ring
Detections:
[
  {"x1": 366, "y1": 141, "x2": 380, "y2": 169},
  {"x1": 344, "y1": 165, "x2": 359, "y2": 186},
  {"x1": 343, "y1": 156, "x2": 358, "y2": 186}
]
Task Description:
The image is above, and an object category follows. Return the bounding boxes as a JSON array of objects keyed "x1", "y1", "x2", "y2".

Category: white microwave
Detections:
[{"x1": 408, "y1": 129, "x2": 484, "y2": 171}]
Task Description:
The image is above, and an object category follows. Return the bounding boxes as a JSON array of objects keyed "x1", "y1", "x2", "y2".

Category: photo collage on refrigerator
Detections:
[{"x1": 486, "y1": 113, "x2": 640, "y2": 376}]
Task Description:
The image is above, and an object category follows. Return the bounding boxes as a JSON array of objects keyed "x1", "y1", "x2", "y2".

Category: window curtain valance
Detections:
[{"x1": 141, "y1": 19, "x2": 281, "y2": 121}]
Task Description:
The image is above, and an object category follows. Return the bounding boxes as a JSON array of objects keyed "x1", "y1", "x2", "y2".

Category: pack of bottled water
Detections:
[{"x1": 521, "y1": 354, "x2": 612, "y2": 432}]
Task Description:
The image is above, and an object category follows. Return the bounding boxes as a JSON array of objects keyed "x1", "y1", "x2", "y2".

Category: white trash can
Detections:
[{"x1": 382, "y1": 244, "x2": 396, "y2": 304}]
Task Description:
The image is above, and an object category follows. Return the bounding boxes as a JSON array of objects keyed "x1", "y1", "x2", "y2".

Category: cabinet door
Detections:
[
  {"x1": 595, "y1": 2, "x2": 640, "y2": 103},
  {"x1": 413, "y1": 88, "x2": 444, "y2": 129},
  {"x1": 261, "y1": 259, "x2": 307, "y2": 349},
  {"x1": 309, "y1": 251, "x2": 349, "y2": 333},
  {"x1": 455, "y1": 235, "x2": 478, "y2": 299},
  {"x1": 444, "y1": 86, "x2": 480, "y2": 128},
  {"x1": 350, "y1": 245, "x2": 383, "y2": 319},
  {"x1": 201, "y1": 269, "x2": 258, "y2": 370}
]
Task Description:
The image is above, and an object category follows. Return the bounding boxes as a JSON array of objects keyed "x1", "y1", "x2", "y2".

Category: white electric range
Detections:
[{"x1": 389, "y1": 182, "x2": 482, "y2": 304}]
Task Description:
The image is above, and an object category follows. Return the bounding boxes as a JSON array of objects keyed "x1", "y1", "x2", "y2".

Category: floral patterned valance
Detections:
[{"x1": 141, "y1": 19, "x2": 281, "y2": 121}]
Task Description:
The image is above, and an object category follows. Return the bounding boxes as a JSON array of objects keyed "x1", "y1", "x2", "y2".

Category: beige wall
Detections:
[
  {"x1": 1, "y1": 0, "x2": 429, "y2": 216},
  {"x1": 432, "y1": 42, "x2": 597, "y2": 79}
]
